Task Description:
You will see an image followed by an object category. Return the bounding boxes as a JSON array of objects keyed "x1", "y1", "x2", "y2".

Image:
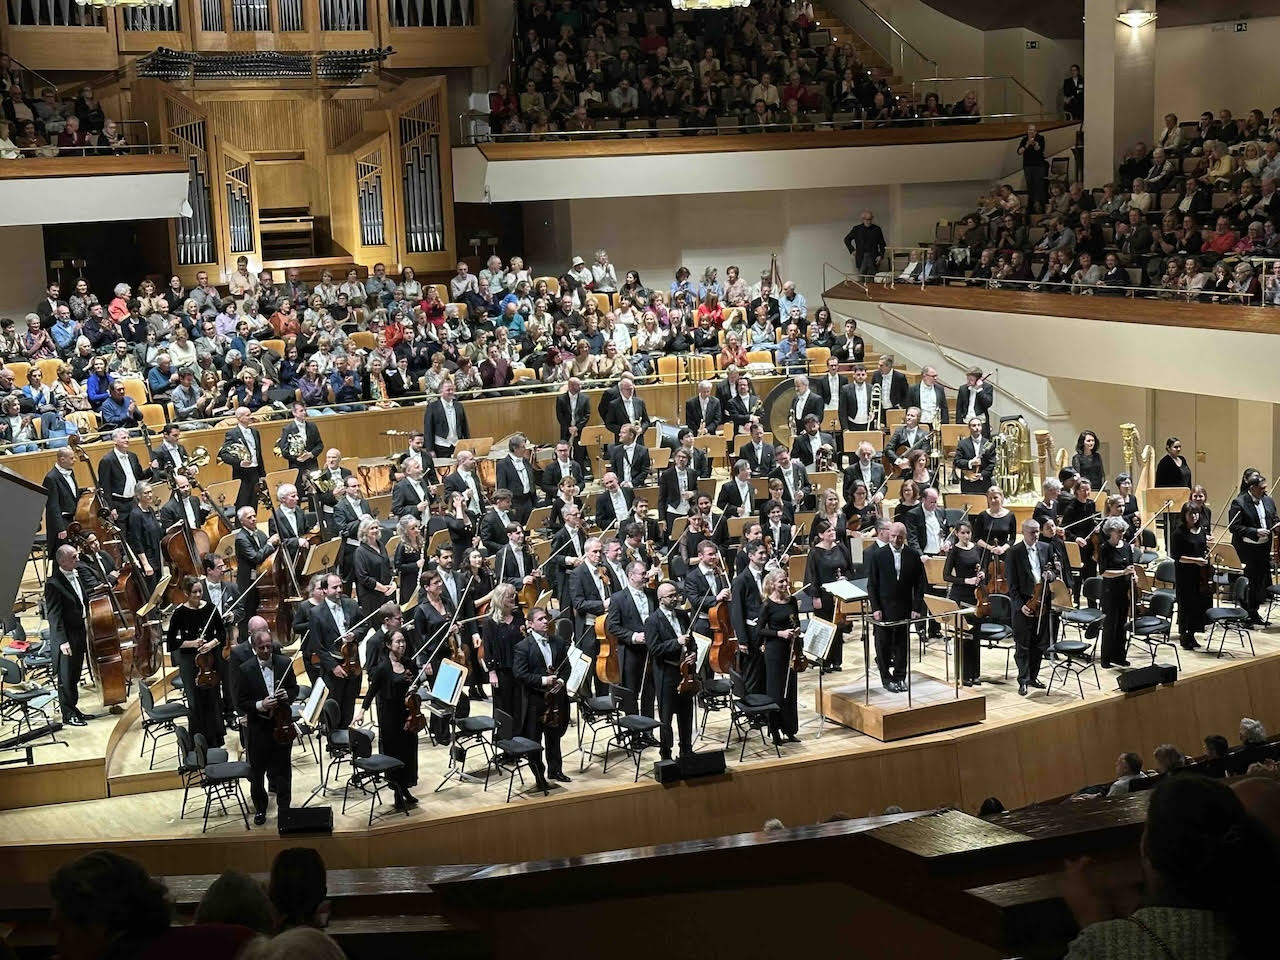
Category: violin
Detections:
[
  {"x1": 788, "y1": 604, "x2": 807, "y2": 674},
  {"x1": 404, "y1": 670, "x2": 428, "y2": 734},
  {"x1": 677, "y1": 628, "x2": 701, "y2": 696},
  {"x1": 340, "y1": 631, "x2": 363, "y2": 678},
  {"x1": 1024, "y1": 559, "x2": 1059, "y2": 617},
  {"x1": 194, "y1": 647, "x2": 219, "y2": 688},
  {"x1": 541, "y1": 671, "x2": 563, "y2": 728},
  {"x1": 974, "y1": 551, "x2": 1009, "y2": 618}
]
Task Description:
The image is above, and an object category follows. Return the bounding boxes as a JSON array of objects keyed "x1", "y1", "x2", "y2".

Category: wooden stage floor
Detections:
[{"x1": 4, "y1": 612, "x2": 1278, "y2": 881}]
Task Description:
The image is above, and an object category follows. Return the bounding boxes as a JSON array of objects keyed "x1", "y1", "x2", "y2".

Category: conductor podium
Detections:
[{"x1": 818, "y1": 676, "x2": 986, "y2": 742}]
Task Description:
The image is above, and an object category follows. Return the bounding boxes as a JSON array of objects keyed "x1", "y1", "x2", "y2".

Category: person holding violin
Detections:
[
  {"x1": 1171, "y1": 501, "x2": 1211, "y2": 650},
  {"x1": 1228, "y1": 473, "x2": 1278, "y2": 626},
  {"x1": 166, "y1": 576, "x2": 226, "y2": 748},
  {"x1": 1097, "y1": 516, "x2": 1136, "y2": 668},
  {"x1": 411, "y1": 569, "x2": 465, "y2": 745},
  {"x1": 125, "y1": 482, "x2": 164, "y2": 595},
  {"x1": 354, "y1": 627, "x2": 419, "y2": 810},
  {"x1": 481, "y1": 583, "x2": 525, "y2": 723},
  {"x1": 235, "y1": 624, "x2": 298, "y2": 826},
  {"x1": 226, "y1": 614, "x2": 282, "y2": 734},
  {"x1": 46, "y1": 545, "x2": 93, "y2": 727},
  {"x1": 462, "y1": 547, "x2": 495, "y2": 616},
  {"x1": 1060, "y1": 477, "x2": 1100, "y2": 607},
  {"x1": 845, "y1": 481, "x2": 879, "y2": 535},
  {"x1": 313, "y1": 572, "x2": 363, "y2": 727},
  {"x1": 606, "y1": 560, "x2": 659, "y2": 721},
  {"x1": 805, "y1": 518, "x2": 853, "y2": 672},
  {"x1": 494, "y1": 522, "x2": 538, "y2": 594},
  {"x1": 1006, "y1": 518, "x2": 1055, "y2": 696},
  {"x1": 943, "y1": 520, "x2": 985, "y2": 686},
  {"x1": 512, "y1": 606, "x2": 571, "y2": 789},
  {"x1": 393, "y1": 516, "x2": 426, "y2": 605},
  {"x1": 648, "y1": 581, "x2": 697, "y2": 761},
  {"x1": 353, "y1": 517, "x2": 396, "y2": 620},
  {"x1": 759, "y1": 568, "x2": 802, "y2": 744}
]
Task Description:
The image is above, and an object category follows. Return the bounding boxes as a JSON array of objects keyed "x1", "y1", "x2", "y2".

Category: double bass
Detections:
[
  {"x1": 160, "y1": 492, "x2": 212, "y2": 606},
  {"x1": 707, "y1": 596, "x2": 738, "y2": 674}
]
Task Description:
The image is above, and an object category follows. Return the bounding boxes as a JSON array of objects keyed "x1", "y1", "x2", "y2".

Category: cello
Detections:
[
  {"x1": 707, "y1": 596, "x2": 738, "y2": 674},
  {"x1": 160, "y1": 488, "x2": 212, "y2": 606},
  {"x1": 593, "y1": 574, "x2": 622, "y2": 684}
]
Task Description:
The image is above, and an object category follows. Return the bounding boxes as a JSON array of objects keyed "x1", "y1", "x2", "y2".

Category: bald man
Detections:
[
  {"x1": 219, "y1": 406, "x2": 266, "y2": 510},
  {"x1": 225, "y1": 613, "x2": 282, "y2": 730}
]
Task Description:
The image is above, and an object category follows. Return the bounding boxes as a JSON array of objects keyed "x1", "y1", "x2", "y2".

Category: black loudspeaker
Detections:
[
  {"x1": 654, "y1": 759, "x2": 682, "y2": 784},
  {"x1": 278, "y1": 805, "x2": 334, "y2": 836},
  {"x1": 678, "y1": 750, "x2": 727, "y2": 780},
  {"x1": 1117, "y1": 663, "x2": 1177, "y2": 693}
]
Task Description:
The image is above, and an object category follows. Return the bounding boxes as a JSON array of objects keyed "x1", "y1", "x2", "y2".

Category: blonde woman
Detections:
[
  {"x1": 480, "y1": 582, "x2": 524, "y2": 719},
  {"x1": 503, "y1": 256, "x2": 531, "y2": 293},
  {"x1": 636, "y1": 311, "x2": 666, "y2": 354},
  {"x1": 593, "y1": 340, "x2": 628, "y2": 379},
  {"x1": 313, "y1": 270, "x2": 339, "y2": 306}
]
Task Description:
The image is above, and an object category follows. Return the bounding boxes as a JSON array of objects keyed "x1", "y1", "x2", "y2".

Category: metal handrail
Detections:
[
  {"x1": 4, "y1": 142, "x2": 172, "y2": 158},
  {"x1": 842, "y1": 0, "x2": 937, "y2": 75},
  {"x1": 459, "y1": 110, "x2": 1060, "y2": 146},
  {"x1": 868, "y1": 270, "x2": 1260, "y2": 305},
  {"x1": 910, "y1": 75, "x2": 1043, "y2": 111}
]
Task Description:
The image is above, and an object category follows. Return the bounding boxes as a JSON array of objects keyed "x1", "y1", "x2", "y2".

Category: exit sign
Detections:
[
  {"x1": 1236, "y1": 21, "x2": 1248, "y2": 31},
  {"x1": 1025, "y1": 39, "x2": 1039, "y2": 49}
]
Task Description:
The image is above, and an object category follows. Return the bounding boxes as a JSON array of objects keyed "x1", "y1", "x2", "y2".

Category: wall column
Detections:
[{"x1": 1083, "y1": 0, "x2": 1155, "y2": 186}]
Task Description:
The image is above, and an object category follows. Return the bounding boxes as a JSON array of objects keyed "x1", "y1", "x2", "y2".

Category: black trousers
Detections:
[
  {"x1": 1024, "y1": 164, "x2": 1046, "y2": 212},
  {"x1": 574, "y1": 623, "x2": 607, "y2": 697},
  {"x1": 54, "y1": 637, "x2": 85, "y2": 718},
  {"x1": 763, "y1": 640, "x2": 798, "y2": 736},
  {"x1": 492, "y1": 667, "x2": 518, "y2": 722},
  {"x1": 324, "y1": 671, "x2": 360, "y2": 728},
  {"x1": 245, "y1": 727, "x2": 291, "y2": 815},
  {"x1": 619, "y1": 644, "x2": 655, "y2": 717},
  {"x1": 233, "y1": 475, "x2": 258, "y2": 511},
  {"x1": 1241, "y1": 547, "x2": 1271, "y2": 617},
  {"x1": 874, "y1": 620, "x2": 909, "y2": 684},
  {"x1": 1013, "y1": 607, "x2": 1051, "y2": 683},
  {"x1": 510, "y1": 492, "x2": 535, "y2": 526},
  {"x1": 1101, "y1": 580, "x2": 1130, "y2": 665},
  {"x1": 657, "y1": 682, "x2": 694, "y2": 759},
  {"x1": 528, "y1": 721, "x2": 563, "y2": 779},
  {"x1": 741, "y1": 641, "x2": 766, "y2": 695}
]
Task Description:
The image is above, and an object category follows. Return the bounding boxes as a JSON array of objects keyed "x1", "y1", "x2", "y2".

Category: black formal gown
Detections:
[
  {"x1": 480, "y1": 612, "x2": 524, "y2": 722},
  {"x1": 1155, "y1": 454, "x2": 1192, "y2": 490},
  {"x1": 392, "y1": 540, "x2": 423, "y2": 605},
  {"x1": 1071, "y1": 452, "x2": 1105, "y2": 491},
  {"x1": 1097, "y1": 539, "x2": 1134, "y2": 666},
  {"x1": 360, "y1": 658, "x2": 418, "y2": 791},
  {"x1": 972, "y1": 510, "x2": 1016, "y2": 552},
  {"x1": 126, "y1": 505, "x2": 164, "y2": 595},
  {"x1": 1170, "y1": 525, "x2": 1210, "y2": 643},
  {"x1": 943, "y1": 544, "x2": 983, "y2": 684},
  {"x1": 166, "y1": 602, "x2": 226, "y2": 748},
  {"x1": 412, "y1": 599, "x2": 467, "y2": 743},
  {"x1": 758, "y1": 597, "x2": 800, "y2": 739},
  {"x1": 805, "y1": 543, "x2": 852, "y2": 669}
]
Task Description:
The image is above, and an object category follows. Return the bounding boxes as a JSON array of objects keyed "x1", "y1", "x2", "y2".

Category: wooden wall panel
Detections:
[
  {"x1": 323, "y1": 97, "x2": 375, "y2": 151},
  {"x1": 255, "y1": 159, "x2": 311, "y2": 209},
  {"x1": 204, "y1": 97, "x2": 307, "y2": 151}
]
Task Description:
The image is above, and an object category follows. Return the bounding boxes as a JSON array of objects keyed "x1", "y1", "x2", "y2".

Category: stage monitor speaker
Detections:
[
  {"x1": 278, "y1": 805, "x2": 334, "y2": 835},
  {"x1": 1117, "y1": 663, "x2": 1177, "y2": 693},
  {"x1": 679, "y1": 750, "x2": 727, "y2": 780},
  {"x1": 0, "y1": 466, "x2": 48, "y2": 616},
  {"x1": 654, "y1": 758, "x2": 681, "y2": 784}
]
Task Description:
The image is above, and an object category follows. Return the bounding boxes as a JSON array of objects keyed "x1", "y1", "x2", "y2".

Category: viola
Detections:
[
  {"x1": 541, "y1": 672, "x2": 563, "y2": 728},
  {"x1": 404, "y1": 675, "x2": 428, "y2": 733},
  {"x1": 194, "y1": 645, "x2": 220, "y2": 688},
  {"x1": 974, "y1": 552, "x2": 1008, "y2": 619},
  {"x1": 1024, "y1": 560, "x2": 1059, "y2": 617},
  {"x1": 593, "y1": 609, "x2": 621, "y2": 685},
  {"x1": 272, "y1": 695, "x2": 297, "y2": 745},
  {"x1": 340, "y1": 632, "x2": 362, "y2": 678}
]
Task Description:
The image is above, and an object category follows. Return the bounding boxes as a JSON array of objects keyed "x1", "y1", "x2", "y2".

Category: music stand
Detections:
[
  {"x1": 826, "y1": 578, "x2": 870, "y2": 704},
  {"x1": 303, "y1": 538, "x2": 341, "y2": 576},
  {"x1": 137, "y1": 575, "x2": 172, "y2": 619},
  {"x1": 1144, "y1": 488, "x2": 1188, "y2": 554},
  {"x1": 801, "y1": 616, "x2": 837, "y2": 738}
]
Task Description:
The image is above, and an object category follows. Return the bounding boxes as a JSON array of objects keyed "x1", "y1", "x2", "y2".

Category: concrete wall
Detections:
[
  {"x1": 1153, "y1": 17, "x2": 1280, "y2": 132},
  {"x1": 0, "y1": 226, "x2": 46, "y2": 323},
  {"x1": 983, "y1": 28, "x2": 1083, "y2": 118}
]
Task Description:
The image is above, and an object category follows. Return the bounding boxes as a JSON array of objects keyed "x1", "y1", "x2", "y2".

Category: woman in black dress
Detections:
[
  {"x1": 804, "y1": 519, "x2": 852, "y2": 671},
  {"x1": 1096, "y1": 516, "x2": 1135, "y2": 668},
  {"x1": 479, "y1": 583, "x2": 525, "y2": 723},
  {"x1": 410, "y1": 570, "x2": 464, "y2": 745},
  {"x1": 546, "y1": 476, "x2": 582, "y2": 532},
  {"x1": 758, "y1": 568, "x2": 801, "y2": 745},
  {"x1": 942, "y1": 521, "x2": 985, "y2": 686},
  {"x1": 894, "y1": 479, "x2": 922, "y2": 524},
  {"x1": 845, "y1": 481, "x2": 879, "y2": 534},
  {"x1": 462, "y1": 547, "x2": 495, "y2": 619},
  {"x1": 353, "y1": 518, "x2": 395, "y2": 619},
  {"x1": 126, "y1": 482, "x2": 164, "y2": 595},
  {"x1": 166, "y1": 576, "x2": 225, "y2": 748},
  {"x1": 392, "y1": 516, "x2": 425, "y2": 605},
  {"x1": 1154, "y1": 437, "x2": 1193, "y2": 490},
  {"x1": 354, "y1": 628, "x2": 418, "y2": 809},
  {"x1": 1071, "y1": 430, "x2": 1105, "y2": 491},
  {"x1": 1170, "y1": 501, "x2": 1210, "y2": 650},
  {"x1": 812, "y1": 490, "x2": 847, "y2": 547},
  {"x1": 973, "y1": 486, "x2": 1016, "y2": 562},
  {"x1": 1114, "y1": 475, "x2": 1143, "y2": 540},
  {"x1": 1190, "y1": 484, "x2": 1213, "y2": 533}
]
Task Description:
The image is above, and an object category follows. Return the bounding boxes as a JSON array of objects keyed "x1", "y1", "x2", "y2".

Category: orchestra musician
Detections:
[
  {"x1": 907, "y1": 366, "x2": 949, "y2": 425},
  {"x1": 290, "y1": 574, "x2": 325, "y2": 683},
  {"x1": 76, "y1": 533, "x2": 118, "y2": 592},
  {"x1": 166, "y1": 576, "x2": 225, "y2": 748},
  {"x1": 555, "y1": 377, "x2": 592, "y2": 466},
  {"x1": 392, "y1": 431, "x2": 437, "y2": 485},
  {"x1": 151, "y1": 423, "x2": 192, "y2": 477},
  {"x1": 219, "y1": 407, "x2": 266, "y2": 511},
  {"x1": 278, "y1": 401, "x2": 323, "y2": 488},
  {"x1": 605, "y1": 560, "x2": 658, "y2": 720},
  {"x1": 548, "y1": 504, "x2": 588, "y2": 603},
  {"x1": 314, "y1": 572, "x2": 362, "y2": 726},
  {"x1": 43, "y1": 447, "x2": 82, "y2": 554},
  {"x1": 770, "y1": 446, "x2": 813, "y2": 511},
  {"x1": 843, "y1": 441, "x2": 886, "y2": 509},
  {"x1": 717, "y1": 459, "x2": 755, "y2": 519},
  {"x1": 788, "y1": 375, "x2": 824, "y2": 428},
  {"x1": 481, "y1": 583, "x2": 525, "y2": 722},
  {"x1": 546, "y1": 475, "x2": 582, "y2": 532},
  {"x1": 603, "y1": 377, "x2": 650, "y2": 445},
  {"x1": 411, "y1": 567, "x2": 472, "y2": 743},
  {"x1": 955, "y1": 368, "x2": 994, "y2": 436},
  {"x1": 125, "y1": 483, "x2": 163, "y2": 594},
  {"x1": 648, "y1": 582, "x2": 696, "y2": 761},
  {"x1": 608, "y1": 423, "x2": 651, "y2": 489},
  {"x1": 353, "y1": 517, "x2": 396, "y2": 619},
  {"x1": 1170, "y1": 501, "x2": 1210, "y2": 650},
  {"x1": 494, "y1": 522, "x2": 538, "y2": 594},
  {"x1": 810, "y1": 359, "x2": 846, "y2": 412},
  {"x1": 314, "y1": 448, "x2": 352, "y2": 536},
  {"x1": 496, "y1": 434, "x2": 539, "y2": 525},
  {"x1": 763, "y1": 500, "x2": 795, "y2": 559},
  {"x1": 790, "y1": 414, "x2": 835, "y2": 472},
  {"x1": 685, "y1": 380, "x2": 723, "y2": 436},
  {"x1": 333, "y1": 476, "x2": 375, "y2": 580},
  {"x1": 1096, "y1": 516, "x2": 1136, "y2": 668},
  {"x1": 886, "y1": 407, "x2": 931, "y2": 475},
  {"x1": 269, "y1": 482, "x2": 314, "y2": 559},
  {"x1": 725, "y1": 373, "x2": 763, "y2": 432},
  {"x1": 630, "y1": 496, "x2": 665, "y2": 548},
  {"x1": 594, "y1": 472, "x2": 633, "y2": 532},
  {"x1": 234, "y1": 504, "x2": 280, "y2": 603},
  {"x1": 866, "y1": 521, "x2": 925, "y2": 693},
  {"x1": 845, "y1": 482, "x2": 879, "y2": 534},
  {"x1": 98, "y1": 428, "x2": 152, "y2": 519},
  {"x1": 361, "y1": 602, "x2": 403, "y2": 676},
  {"x1": 871, "y1": 355, "x2": 908, "y2": 424},
  {"x1": 738, "y1": 422, "x2": 775, "y2": 477},
  {"x1": 954, "y1": 416, "x2": 996, "y2": 494},
  {"x1": 541, "y1": 441, "x2": 584, "y2": 499},
  {"x1": 682, "y1": 539, "x2": 730, "y2": 638},
  {"x1": 512, "y1": 606, "x2": 571, "y2": 789},
  {"x1": 1006, "y1": 518, "x2": 1054, "y2": 696},
  {"x1": 805, "y1": 518, "x2": 851, "y2": 671},
  {"x1": 1155, "y1": 436, "x2": 1193, "y2": 490},
  {"x1": 391, "y1": 458, "x2": 434, "y2": 520},
  {"x1": 942, "y1": 520, "x2": 984, "y2": 686},
  {"x1": 904, "y1": 487, "x2": 951, "y2": 559},
  {"x1": 1061, "y1": 478, "x2": 1100, "y2": 607},
  {"x1": 45, "y1": 545, "x2": 93, "y2": 727},
  {"x1": 442, "y1": 450, "x2": 485, "y2": 521},
  {"x1": 1032, "y1": 478, "x2": 1063, "y2": 527},
  {"x1": 1072, "y1": 430, "x2": 1106, "y2": 492},
  {"x1": 676, "y1": 427, "x2": 711, "y2": 480},
  {"x1": 1114, "y1": 473, "x2": 1142, "y2": 538},
  {"x1": 730, "y1": 540, "x2": 769, "y2": 692},
  {"x1": 672, "y1": 512, "x2": 711, "y2": 580},
  {"x1": 423, "y1": 379, "x2": 470, "y2": 458},
  {"x1": 225, "y1": 614, "x2": 281, "y2": 732},
  {"x1": 157, "y1": 473, "x2": 210, "y2": 532},
  {"x1": 759, "y1": 568, "x2": 802, "y2": 744},
  {"x1": 353, "y1": 627, "x2": 419, "y2": 810},
  {"x1": 428, "y1": 489, "x2": 477, "y2": 558},
  {"x1": 235, "y1": 623, "x2": 298, "y2": 826},
  {"x1": 566, "y1": 536, "x2": 610, "y2": 692},
  {"x1": 1228, "y1": 473, "x2": 1278, "y2": 626},
  {"x1": 838, "y1": 363, "x2": 874, "y2": 432}
]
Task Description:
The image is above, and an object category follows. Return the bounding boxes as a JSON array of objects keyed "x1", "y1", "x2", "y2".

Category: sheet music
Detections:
[
  {"x1": 825, "y1": 579, "x2": 867, "y2": 601},
  {"x1": 803, "y1": 617, "x2": 836, "y2": 660},
  {"x1": 692, "y1": 632, "x2": 711, "y2": 672},
  {"x1": 566, "y1": 646, "x2": 592, "y2": 697}
]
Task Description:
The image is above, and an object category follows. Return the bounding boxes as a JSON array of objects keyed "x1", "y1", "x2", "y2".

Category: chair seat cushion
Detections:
[
  {"x1": 148, "y1": 703, "x2": 189, "y2": 721},
  {"x1": 205, "y1": 760, "x2": 251, "y2": 781},
  {"x1": 457, "y1": 716, "x2": 495, "y2": 734},
  {"x1": 1050, "y1": 640, "x2": 1089, "y2": 656},
  {"x1": 1130, "y1": 617, "x2": 1169, "y2": 636},
  {"x1": 618, "y1": 715, "x2": 660, "y2": 733},
  {"x1": 495, "y1": 736, "x2": 542, "y2": 756},
  {"x1": 329, "y1": 730, "x2": 350, "y2": 747},
  {"x1": 740, "y1": 693, "x2": 775, "y2": 708},
  {"x1": 979, "y1": 625, "x2": 1013, "y2": 642},
  {"x1": 354, "y1": 755, "x2": 404, "y2": 774},
  {"x1": 1062, "y1": 609, "x2": 1104, "y2": 625},
  {"x1": 1207, "y1": 607, "x2": 1247, "y2": 621},
  {"x1": 585, "y1": 695, "x2": 618, "y2": 713},
  {"x1": 702, "y1": 678, "x2": 731, "y2": 695},
  {"x1": 1267, "y1": 584, "x2": 1280, "y2": 597},
  {"x1": 739, "y1": 700, "x2": 779, "y2": 716},
  {"x1": 3, "y1": 687, "x2": 46, "y2": 703}
]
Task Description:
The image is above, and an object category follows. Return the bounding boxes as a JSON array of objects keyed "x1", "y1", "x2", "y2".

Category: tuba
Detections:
[{"x1": 996, "y1": 417, "x2": 1032, "y2": 497}]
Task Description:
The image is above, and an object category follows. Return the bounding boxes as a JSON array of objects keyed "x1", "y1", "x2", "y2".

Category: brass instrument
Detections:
[
  {"x1": 995, "y1": 417, "x2": 1033, "y2": 497},
  {"x1": 867, "y1": 381, "x2": 882, "y2": 427},
  {"x1": 1033, "y1": 429, "x2": 1053, "y2": 490},
  {"x1": 929, "y1": 408, "x2": 942, "y2": 474},
  {"x1": 221, "y1": 440, "x2": 250, "y2": 464},
  {"x1": 305, "y1": 468, "x2": 337, "y2": 494},
  {"x1": 273, "y1": 429, "x2": 308, "y2": 461},
  {"x1": 1119, "y1": 422, "x2": 1156, "y2": 493},
  {"x1": 815, "y1": 444, "x2": 833, "y2": 473}
]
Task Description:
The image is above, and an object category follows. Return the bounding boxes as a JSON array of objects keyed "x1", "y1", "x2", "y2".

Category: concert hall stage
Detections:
[{"x1": 4, "y1": 622, "x2": 1279, "y2": 882}]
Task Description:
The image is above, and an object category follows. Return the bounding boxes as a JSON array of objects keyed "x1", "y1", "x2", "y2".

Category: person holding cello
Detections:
[
  {"x1": 354, "y1": 627, "x2": 419, "y2": 810},
  {"x1": 1006, "y1": 518, "x2": 1055, "y2": 696},
  {"x1": 165, "y1": 576, "x2": 225, "y2": 748},
  {"x1": 235, "y1": 622, "x2": 298, "y2": 826},
  {"x1": 157, "y1": 473, "x2": 210, "y2": 536},
  {"x1": 512, "y1": 606, "x2": 571, "y2": 790},
  {"x1": 45, "y1": 545, "x2": 93, "y2": 727},
  {"x1": 648, "y1": 581, "x2": 696, "y2": 762}
]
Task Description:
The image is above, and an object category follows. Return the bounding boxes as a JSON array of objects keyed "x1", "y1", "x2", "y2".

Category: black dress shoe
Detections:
[
  {"x1": 65, "y1": 714, "x2": 87, "y2": 727},
  {"x1": 1018, "y1": 683, "x2": 1028, "y2": 696},
  {"x1": 550, "y1": 771, "x2": 571, "y2": 783},
  {"x1": 253, "y1": 812, "x2": 267, "y2": 825},
  {"x1": 784, "y1": 734, "x2": 801, "y2": 744},
  {"x1": 76, "y1": 710, "x2": 98, "y2": 720},
  {"x1": 534, "y1": 779, "x2": 551, "y2": 793},
  {"x1": 1115, "y1": 659, "x2": 1131, "y2": 667},
  {"x1": 1028, "y1": 679, "x2": 1046, "y2": 689}
]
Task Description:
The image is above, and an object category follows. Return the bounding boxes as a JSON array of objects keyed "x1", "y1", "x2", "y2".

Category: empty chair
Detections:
[
  {"x1": 194, "y1": 732, "x2": 252, "y2": 833},
  {"x1": 1205, "y1": 576, "x2": 1254, "y2": 658},
  {"x1": 489, "y1": 708, "x2": 544, "y2": 802},
  {"x1": 725, "y1": 669, "x2": 779, "y2": 762},
  {"x1": 1127, "y1": 591, "x2": 1179, "y2": 667},
  {"x1": 978, "y1": 593, "x2": 1015, "y2": 680},
  {"x1": 342, "y1": 727, "x2": 406, "y2": 825},
  {"x1": 603, "y1": 685, "x2": 661, "y2": 782},
  {"x1": 138, "y1": 682, "x2": 188, "y2": 770}
]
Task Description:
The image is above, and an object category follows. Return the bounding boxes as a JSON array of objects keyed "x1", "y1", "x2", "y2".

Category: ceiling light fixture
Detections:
[{"x1": 1115, "y1": 9, "x2": 1157, "y2": 28}]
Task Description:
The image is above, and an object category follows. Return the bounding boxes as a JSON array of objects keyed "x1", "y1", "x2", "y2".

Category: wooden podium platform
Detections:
[{"x1": 819, "y1": 675, "x2": 986, "y2": 742}]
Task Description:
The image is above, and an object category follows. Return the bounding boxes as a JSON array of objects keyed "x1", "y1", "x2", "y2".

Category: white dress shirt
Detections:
[
  {"x1": 239, "y1": 426, "x2": 257, "y2": 467},
  {"x1": 115, "y1": 451, "x2": 137, "y2": 498}
]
